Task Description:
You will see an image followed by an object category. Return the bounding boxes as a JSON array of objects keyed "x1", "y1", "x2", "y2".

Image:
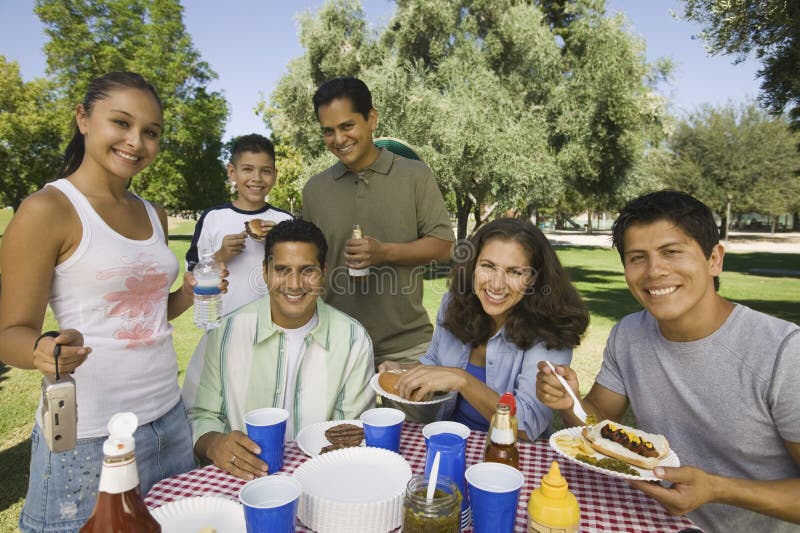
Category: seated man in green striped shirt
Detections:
[{"x1": 182, "y1": 219, "x2": 376, "y2": 480}]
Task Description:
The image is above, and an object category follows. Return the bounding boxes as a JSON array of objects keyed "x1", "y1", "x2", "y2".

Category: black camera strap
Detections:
[
  {"x1": 53, "y1": 344, "x2": 62, "y2": 381},
  {"x1": 34, "y1": 330, "x2": 61, "y2": 381}
]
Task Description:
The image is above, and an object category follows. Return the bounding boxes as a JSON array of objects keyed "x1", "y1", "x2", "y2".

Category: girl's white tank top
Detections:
[{"x1": 37, "y1": 179, "x2": 181, "y2": 437}]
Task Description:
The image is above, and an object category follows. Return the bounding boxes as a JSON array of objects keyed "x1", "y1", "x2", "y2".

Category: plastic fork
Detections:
[{"x1": 544, "y1": 360, "x2": 588, "y2": 424}]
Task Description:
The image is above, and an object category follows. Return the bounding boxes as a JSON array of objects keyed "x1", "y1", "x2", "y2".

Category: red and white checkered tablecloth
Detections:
[{"x1": 146, "y1": 422, "x2": 698, "y2": 532}]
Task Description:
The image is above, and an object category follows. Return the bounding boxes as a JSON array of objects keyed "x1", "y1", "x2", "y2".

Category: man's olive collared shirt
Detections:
[{"x1": 302, "y1": 148, "x2": 454, "y2": 357}]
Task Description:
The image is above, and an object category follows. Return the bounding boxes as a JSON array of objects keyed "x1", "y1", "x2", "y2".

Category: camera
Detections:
[{"x1": 41, "y1": 374, "x2": 77, "y2": 452}]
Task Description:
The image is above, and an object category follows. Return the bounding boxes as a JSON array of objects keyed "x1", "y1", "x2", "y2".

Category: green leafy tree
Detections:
[
  {"x1": 662, "y1": 101, "x2": 800, "y2": 237},
  {"x1": 547, "y1": 0, "x2": 670, "y2": 232},
  {"x1": 264, "y1": 0, "x2": 667, "y2": 237},
  {"x1": 34, "y1": 0, "x2": 230, "y2": 214},
  {"x1": 681, "y1": 0, "x2": 800, "y2": 130},
  {"x1": 270, "y1": 143, "x2": 306, "y2": 215},
  {"x1": 0, "y1": 57, "x2": 62, "y2": 211}
]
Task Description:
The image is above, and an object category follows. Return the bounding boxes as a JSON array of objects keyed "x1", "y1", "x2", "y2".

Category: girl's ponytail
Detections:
[{"x1": 58, "y1": 128, "x2": 85, "y2": 179}]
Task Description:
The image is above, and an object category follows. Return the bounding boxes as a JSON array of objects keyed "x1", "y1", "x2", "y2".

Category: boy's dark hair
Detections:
[
  {"x1": 264, "y1": 219, "x2": 328, "y2": 268},
  {"x1": 312, "y1": 77, "x2": 373, "y2": 120},
  {"x1": 60, "y1": 72, "x2": 162, "y2": 179},
  {"x1": 230, "y1": 134, "x2": 275, "y2": 165},
  {"x1": 611, "y1": 190, "x2": 721, "y2": 291},
  {"x1": 445, "y1": 218, "x2": 589, "y2": 350}
]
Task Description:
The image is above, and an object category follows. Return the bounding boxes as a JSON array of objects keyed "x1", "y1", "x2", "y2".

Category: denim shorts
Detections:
[{"x1": 19, "y1": 400, "x2": 197, "y2": 533}]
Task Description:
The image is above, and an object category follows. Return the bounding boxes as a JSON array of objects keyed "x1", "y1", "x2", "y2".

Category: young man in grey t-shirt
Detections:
[{"x1": 536, "y1": 190, "x2": 800, "y2": 532}]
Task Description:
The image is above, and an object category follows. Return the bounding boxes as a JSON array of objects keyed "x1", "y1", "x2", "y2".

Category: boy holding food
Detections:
[
  {"x1": 186, "y1": 133, "x2": 293, "y2": 315},
  {"x1": 536, "y1": 190, "x2": 800, "y2": 532}
]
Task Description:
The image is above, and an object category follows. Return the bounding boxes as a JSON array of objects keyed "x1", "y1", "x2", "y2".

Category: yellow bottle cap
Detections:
[{"x1": 541, "y1": 461, "x2": 567, "y2": 498}]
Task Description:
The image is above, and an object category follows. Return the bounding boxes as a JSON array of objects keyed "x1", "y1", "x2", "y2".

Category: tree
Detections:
[
  {"x1": 682, "y1": 0, "x2": 800, "y2": 131},
  {"x1": 661, "y1": 101, "x2": 800, "y2": 237},
  {"x1": 34, "y1": 0, "x2": 230, "y2": 214},
  {"x1": 270, "y1": 143, "x2": 307, "y2": 215},
  {"x1": 264, "y1": 0, "x2": 668, "y2": 238},
  {"x1": 0, "y1": 57, "x2": 62, "y2": 211},
  {"x1": 546, "y1": 0, "x2": 670, "y2": 232}
]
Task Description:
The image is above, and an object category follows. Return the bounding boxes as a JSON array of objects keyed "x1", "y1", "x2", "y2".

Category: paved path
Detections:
[{"x1": 545, "y1": 230, "x2": 800, "y2": 254}]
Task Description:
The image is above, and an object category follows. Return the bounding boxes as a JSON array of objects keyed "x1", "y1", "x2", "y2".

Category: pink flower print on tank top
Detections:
[
  {"x1": 98, "y1": 254, "x2": 170, "y2": 349},
  {"x1": 104, "y1": 271, "x2": 168, "y2": 318},
  {"x1": 114, "y1": 322, "x2": 156, "y2": 349}
]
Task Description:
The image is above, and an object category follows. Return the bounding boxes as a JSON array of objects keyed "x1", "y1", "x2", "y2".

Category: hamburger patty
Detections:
[{"x1": 324, "y1": 423, "x2": 364, "y2": 447}]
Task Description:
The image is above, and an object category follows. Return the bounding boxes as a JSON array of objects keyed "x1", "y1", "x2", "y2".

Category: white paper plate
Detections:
[
  {"x1": 549, "y1": 426, "x2": 680, "y2": 481},
  {"x1": 293, "y1": 446, "x2": 412, "y2": 533},
  {"x1": 296, "y1": 419, "x2": 364, "y2": 457},
  {"x1": 151, "y1": 496, "x2": 245, "y2": 533},
  {"x1": 370, "y1": 373, "x2": 456, "y2": 406}
]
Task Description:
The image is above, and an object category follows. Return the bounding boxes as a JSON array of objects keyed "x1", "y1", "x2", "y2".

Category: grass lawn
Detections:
[{"x1": 0, "y1": 226, "x2": 798, "y2": 529}]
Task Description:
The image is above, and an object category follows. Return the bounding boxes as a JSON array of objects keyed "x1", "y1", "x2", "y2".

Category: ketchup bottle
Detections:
[
  {"x1": 80, "y1": 412, "x2": 161, "y2": 532},
  {"x1": 484, "y1": 393, "x2": 520, "y2": 469}
]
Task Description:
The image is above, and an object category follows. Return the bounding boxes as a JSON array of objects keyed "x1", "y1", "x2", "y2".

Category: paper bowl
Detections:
[{"x1": 292, "y1": 446, "x2": 411, "y2": 532}]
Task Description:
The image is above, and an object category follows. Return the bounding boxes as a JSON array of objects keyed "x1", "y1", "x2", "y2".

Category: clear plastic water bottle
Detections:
[{"x1": 193, "y1": 251, "x2": 222, "y2": 330}]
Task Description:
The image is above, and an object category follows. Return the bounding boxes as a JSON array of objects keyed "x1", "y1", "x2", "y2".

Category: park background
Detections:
[{"x1": 2, "y1": 0, "x2": 800, "y2": 530}]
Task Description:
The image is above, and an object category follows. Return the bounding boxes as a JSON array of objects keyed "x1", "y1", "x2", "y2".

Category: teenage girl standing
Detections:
[{"x1": 0, "y1": 72, "x2": 221, "y2": 532}]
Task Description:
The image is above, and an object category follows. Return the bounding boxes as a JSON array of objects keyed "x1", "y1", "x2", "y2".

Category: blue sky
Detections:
[{"x1": 1, "y1": 0, "x2": 762, "y2": 140}]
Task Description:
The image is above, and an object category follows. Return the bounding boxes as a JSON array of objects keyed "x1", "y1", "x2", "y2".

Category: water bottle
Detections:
[{"x1": 193, "y1": 251, "x2": 222, "y2": 330}]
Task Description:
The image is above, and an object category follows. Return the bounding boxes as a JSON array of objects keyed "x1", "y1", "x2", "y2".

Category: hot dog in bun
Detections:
[{"x1": 582, "y1": 420, "x2": 669, "y2": 469}]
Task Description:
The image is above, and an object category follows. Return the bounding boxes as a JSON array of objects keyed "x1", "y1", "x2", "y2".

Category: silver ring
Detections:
[{"x1": 231, "y1": 455, "x2": 237, "y2": 465}]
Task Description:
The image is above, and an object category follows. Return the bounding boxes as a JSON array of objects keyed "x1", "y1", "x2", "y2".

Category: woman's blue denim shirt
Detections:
[{"x1": 420, "y1": 294, "x2": 573, "y2": 439}]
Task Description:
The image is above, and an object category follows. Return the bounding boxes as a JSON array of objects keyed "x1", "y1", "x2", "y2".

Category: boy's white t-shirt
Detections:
[
  {"x1": 186, "y1": 203, "x2": 292, "y2": 315},
  {"x1": 278, "y1": 312, "x2": 319, "y2": 441}
]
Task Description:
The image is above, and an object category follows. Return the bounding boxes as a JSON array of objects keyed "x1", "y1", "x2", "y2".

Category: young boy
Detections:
[
  {"x1": 187, "y1": 134, "x2": 292, "y2": 315},
  {"x1": 536, "y1": 190, "x2": 800, "y2": 532}
]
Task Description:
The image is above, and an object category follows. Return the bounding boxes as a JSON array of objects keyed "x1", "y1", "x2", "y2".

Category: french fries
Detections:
[{"x1": 555, "y1": 433, "x2": 594, "y2": 457}]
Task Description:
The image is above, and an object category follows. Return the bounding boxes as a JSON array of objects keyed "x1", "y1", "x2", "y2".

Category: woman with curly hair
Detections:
[{"x1": 380, "y1": 218, "x2": 588, "y2": 439}]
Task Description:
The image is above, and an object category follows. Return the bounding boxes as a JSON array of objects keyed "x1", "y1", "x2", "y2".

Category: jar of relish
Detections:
[{"x1": 403, "y1": 474, "x2": 461, "y2": 533}]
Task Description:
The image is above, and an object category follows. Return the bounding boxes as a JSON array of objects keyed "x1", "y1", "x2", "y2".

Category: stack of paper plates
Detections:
[{"x1": 293, "y1": 447, "x2": 411, "y2": 532}]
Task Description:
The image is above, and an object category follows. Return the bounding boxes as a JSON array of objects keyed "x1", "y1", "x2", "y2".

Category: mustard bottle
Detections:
[{"x1": 527, "y1": 461, "x2": 580, "y2": 533}]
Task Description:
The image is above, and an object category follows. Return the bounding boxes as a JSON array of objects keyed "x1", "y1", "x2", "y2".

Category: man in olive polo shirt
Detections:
[{"x1": 302, "y1": 77, "x2": 454, "y2": 367}]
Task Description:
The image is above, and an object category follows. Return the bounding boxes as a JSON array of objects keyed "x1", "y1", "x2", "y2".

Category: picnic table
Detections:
[{"x1": 146, "y1": 422, "x2": 698, "y2": 532}]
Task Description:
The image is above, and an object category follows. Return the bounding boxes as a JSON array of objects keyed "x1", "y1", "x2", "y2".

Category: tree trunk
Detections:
[
  {"x1": 793, "y1": 211, "x2": 799, "y2": 231},
  {"x1": 721, "y1": 199, "x2": 731, "y2": 240},
  {"x1": 771, "y1": 216, "x2": 777, "y2": 234},
  {"x1": 473, "y1": 203, "x2": 483, "y2": 232},
  {"x1": 455, "y1": 192, "x2": 472, "y2": 241},
  {"x1": 720, "y1": 213, "x2": 728, "y2": 239},
  {"x1": 586, "y1": 207, "x2": 593, "y2": 234}
]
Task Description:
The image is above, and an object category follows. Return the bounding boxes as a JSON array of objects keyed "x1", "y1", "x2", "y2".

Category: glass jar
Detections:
[{"x1": 402, "y1": 474, "x2": 461, "y2": 533}]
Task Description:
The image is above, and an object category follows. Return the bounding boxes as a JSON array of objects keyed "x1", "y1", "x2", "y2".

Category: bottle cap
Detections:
[
  {"x1": 500, "y1": 392, "x2": 516, "y2": 416},
  {"x1": 543, "y1": 461, "x2": 566, "y2": 488},
  {"x1": 103, "y1": 412, "x2": 138, "y2": 456}
]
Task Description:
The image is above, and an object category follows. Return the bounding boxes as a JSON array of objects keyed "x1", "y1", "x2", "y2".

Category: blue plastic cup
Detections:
[
  {"x1": 465, "y1": 462, "x2": 525, "y2": 533},
  {"x1": 360, "y1": 407, "x2": 405, "y2": 452},
  {"x1": 422, "y1": 421, "x2": 470, "y2": 447},
  {"x1": 425, "y1": 432, "x2": 470, "y2": 528},
  {"x1": 239, "y1": 475, "x2": 302, "y2": 533},
  {"x1": 244, "y1": 408, "x2": 289, "y2": 474}
]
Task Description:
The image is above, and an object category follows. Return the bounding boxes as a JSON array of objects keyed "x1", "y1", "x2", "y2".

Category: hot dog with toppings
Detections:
[{"x1": 582, "y1": 420, "x2": 670, "y2": 470}]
